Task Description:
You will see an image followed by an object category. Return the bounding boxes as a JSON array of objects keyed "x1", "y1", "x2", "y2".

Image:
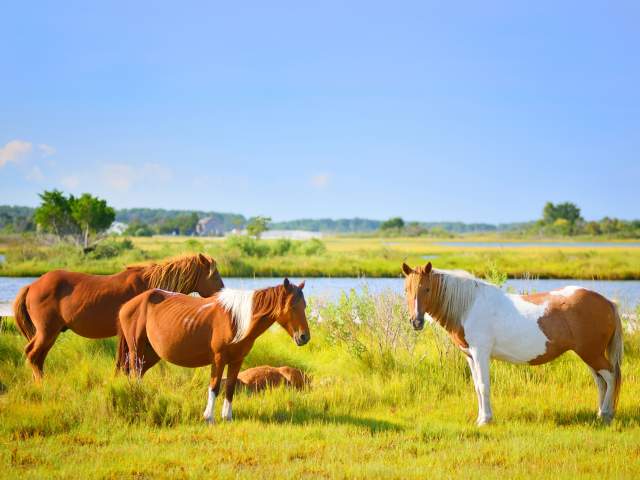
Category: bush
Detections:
[
  {"x1": 89, "y1": 238, "x2": 134, "y2": 259},
  {"x1": 225, "y1": 235, "x2": 270, "y2": 257},
  {"x1": 297, "y1": 238, "x2": 326, "y2": 255}
]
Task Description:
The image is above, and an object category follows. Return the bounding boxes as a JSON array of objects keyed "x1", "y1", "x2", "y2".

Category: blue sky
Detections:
[{"x1": 1, "y1": 1, "x2": 638, "y2": 223}]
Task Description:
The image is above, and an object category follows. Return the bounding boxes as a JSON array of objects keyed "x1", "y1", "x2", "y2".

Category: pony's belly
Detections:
[
  {"x1": 491, "y1": 331, "x2": 548, "y2": 363},
  {"x1": 146, "y1": 320, "x2": 213, "y2": 368}
]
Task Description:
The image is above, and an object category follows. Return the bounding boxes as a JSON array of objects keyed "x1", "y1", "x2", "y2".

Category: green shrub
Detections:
[
  {"x1": 225, "y1": 235, "x2": 270, "y2": 257},
  {"x1": 89, "y1": 238, "x2": 134, "y2": 259}
]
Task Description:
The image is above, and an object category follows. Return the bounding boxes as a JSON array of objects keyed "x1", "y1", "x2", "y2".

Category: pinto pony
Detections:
[
  {"x1": 402, "y1": 262, "x2": 623, "y2": 425},
  {"x1": 117, "y1": 278, "x2": 309, "y2": 423},
  {"x1": 13, "y1": 253, "x2": 223, "y2": 380}
]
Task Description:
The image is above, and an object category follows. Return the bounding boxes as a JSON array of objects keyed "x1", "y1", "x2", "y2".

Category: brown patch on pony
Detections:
[
  {"x1": 137, "y1": 253, "x2": 217, "y2": 294},
  {"x1": 525, "y1": 289, "x2": 619, "y2": 368}
]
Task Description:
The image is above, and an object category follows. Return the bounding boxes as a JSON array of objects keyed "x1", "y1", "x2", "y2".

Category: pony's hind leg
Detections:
[
  {"x1": 27, "y1": 328, "x2": 60, "y2": 381},
  {"x1": 588, "y1": 367, "x2": 606, "y2": 416},
  {"x1": 582, "y1": 354, "x2": 615, "y2": 422}
]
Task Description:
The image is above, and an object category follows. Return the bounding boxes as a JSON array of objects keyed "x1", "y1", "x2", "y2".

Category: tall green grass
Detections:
[
  {"x1": 1, "y1": 291, "x2": 639, "y2": 478},
  {"x1": 2, "y1": 234, "x2": 640, "y2": 279}
]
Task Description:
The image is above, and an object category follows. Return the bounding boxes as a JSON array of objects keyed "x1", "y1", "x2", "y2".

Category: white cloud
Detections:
[
  {"x1": 60, "y1": 175, "x2": 80, "y2": 189},
  {"x1": 38, "y1": 144, "x2": 56, "y2": 157},
  {"x1": 101, "y1": 162, "x2": 173, "y2": 192},
  {"x1": 310, "y1": 173, "x2": 330, "y2": 189},
  {"x1": 26, "y1": 166, "x2": 45, "y2": 182},
  {"x1": 0, "y1": 139, "x2": 32, "y2": 167},
  {"x1": 103, "y1": 163, "x2": 136, "y2": 191}
]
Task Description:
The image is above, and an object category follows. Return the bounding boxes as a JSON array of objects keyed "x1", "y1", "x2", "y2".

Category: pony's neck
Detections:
[{"x1": 425, "y1": 272, "x2": 477, "y2": 333}]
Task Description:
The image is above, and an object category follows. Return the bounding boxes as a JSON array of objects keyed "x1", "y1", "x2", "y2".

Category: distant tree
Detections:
[
  {"x1": 71, "y1": 193, "x2": 116, "y2": 248},
  {"x1": 542, "y1": 202, "x2": 583, "y2": 225},
  {"x1": 34, "y1": 190, "x2": 78, "y2": 237},
  {"x1": 247, "y1": 216, "x2": 271, "y2": 239},
  {"x1": 380, "y1": 217, "x2": 405, "y2": 230},
  {"x1": 34, "y1": 190, "x2": 115, "y2": 247},
  {"x1": 124, "y1": 221, "x2": 154, "y2": 237}
]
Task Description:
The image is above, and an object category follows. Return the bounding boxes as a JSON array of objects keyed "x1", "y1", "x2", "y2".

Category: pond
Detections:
[
  {"x1": 1, "y1": 276, "x2": 639, "y2": 316},
  {"x1": 435, "y1": 241, "x2": 640, "y2": 248}
]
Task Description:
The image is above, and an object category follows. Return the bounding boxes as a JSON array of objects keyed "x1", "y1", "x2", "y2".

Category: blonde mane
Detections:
[
  {"x1": 410, "y1": 268, "x2": 489, "y2": 330},
  {"x1": 135, "y1": 254, "x2": 216, "y2": 294}
]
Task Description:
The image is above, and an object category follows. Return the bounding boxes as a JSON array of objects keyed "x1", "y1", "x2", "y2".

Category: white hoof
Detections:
[
  {"x1": 221, "y1": 399, "x2": 232, "y2": 422},
  {"x1": 476, "y1": 416, "x2": 493, "y2": 426}
]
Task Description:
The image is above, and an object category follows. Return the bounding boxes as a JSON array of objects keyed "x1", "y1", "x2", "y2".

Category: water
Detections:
[
  {"x1": 1, "y1": 276, "x2": 639, "y2": 316},
  {"x1": 436, "y1": 241, "x2": 640, "y2": 248}
]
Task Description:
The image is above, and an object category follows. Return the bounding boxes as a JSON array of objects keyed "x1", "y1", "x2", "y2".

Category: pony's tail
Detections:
[
  {"x1": 14, "y1": 286, "x2": 35, "y2": 341},
  {"x1": 607, "y1": 303, "x2": 624, "y2": 411}
]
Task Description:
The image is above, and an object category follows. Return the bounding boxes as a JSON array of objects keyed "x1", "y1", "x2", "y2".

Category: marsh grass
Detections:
[
  {"x1": 2, "y1": 235, "x2": 640, "y2": 279},
  {"x1": 1, "y1": 290, "x2": 639, "y2": 478}
]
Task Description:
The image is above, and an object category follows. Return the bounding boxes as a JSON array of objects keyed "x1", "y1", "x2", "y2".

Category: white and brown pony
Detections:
[
  {"x1": 117, "y1": 279, "x2": 309, "y2": 423},
  {"x1": 402, "y1": 262, "x2": 623, "y2": 425}
]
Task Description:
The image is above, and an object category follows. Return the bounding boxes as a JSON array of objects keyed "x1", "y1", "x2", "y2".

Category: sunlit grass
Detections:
[
  {"x1": 1, "y1": 291, "x2": 639, "y2": 478},
  {"x1": 1, "y1": 235, "x2": 640, "y2": 279}
]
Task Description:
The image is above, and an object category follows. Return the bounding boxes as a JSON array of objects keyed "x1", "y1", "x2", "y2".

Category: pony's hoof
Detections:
[
  {"x1": 203, "y1": 415, "x2": 214, "y2": 425},
  {"x1": 600, "y1": 412, "x2": 614, "y2": 424},
  {"x1": 476, "y1": 417, "x2": 493, "y2": 426}
]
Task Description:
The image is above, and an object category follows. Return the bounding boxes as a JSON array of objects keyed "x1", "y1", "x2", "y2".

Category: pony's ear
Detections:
[
  {"x1": 283, "y1": 278, "x2": 291, "y2": 289},
  {"x1": 198, "y1": 253, "x2": 210, "y2": 266},
  {"x1": 423, "y1": 262, "x2": 432, "y2": 274},
  {"x1": 402, "y1": 263, "x2": 413, "y2": 277},
  {"x1": 298, "y1": 280, "x2": 305, "y2": 290}
]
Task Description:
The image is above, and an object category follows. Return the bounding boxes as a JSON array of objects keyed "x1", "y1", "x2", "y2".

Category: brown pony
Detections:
[
  {"x1": 403, "y1": 262, "x2": 623, "y2": 425},
  {"x1": 13, "y1": 253, "x2": 223, "y2": 380},
  {"x1": 117, "y1": 279, "x2": 309, "y2": 423}
]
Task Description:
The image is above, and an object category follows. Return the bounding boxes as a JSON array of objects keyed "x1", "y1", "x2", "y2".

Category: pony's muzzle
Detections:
[
  {"x1": 411, "y1": 316, "x2": 425, "y2": 331},
  {"x1": 294, "y1": 331, "x2": 310, "y2": 346}
]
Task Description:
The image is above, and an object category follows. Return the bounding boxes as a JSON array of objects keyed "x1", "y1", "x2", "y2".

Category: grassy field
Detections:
[
  {"x1": 2, "y1": 234, "x2": 640, "y2": 279},
  {"x1": 1, "y1": 290, "x2": 639, "y2": 478}
]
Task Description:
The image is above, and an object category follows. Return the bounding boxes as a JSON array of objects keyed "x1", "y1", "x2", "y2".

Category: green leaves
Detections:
[{"x1": 33, "y1": 190, "x2": 115, "y2": 247}]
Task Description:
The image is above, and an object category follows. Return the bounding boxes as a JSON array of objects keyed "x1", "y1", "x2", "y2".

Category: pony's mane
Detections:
[
  {"x1": 216, "y1": 288, "x2": 255, "y2": 343},
  {"x1": 410, "y1": 268, "x2": 490, "y2": 330},
  {"x1": 216, "y1": 285, "x2": 302, "y2": 344},
  {"x1": 134, "y1": 254, "x2": 216, "y2": 294}
]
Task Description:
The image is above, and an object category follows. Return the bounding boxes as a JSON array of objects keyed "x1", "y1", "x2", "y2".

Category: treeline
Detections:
[{"x1": 2, "y1": 201, "x2": 639, "y2": 238}]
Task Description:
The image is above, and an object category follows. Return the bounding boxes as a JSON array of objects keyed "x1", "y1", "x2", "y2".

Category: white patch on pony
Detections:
[
  {"x1": 196, "y1": 302, "x2": 214, "y2": 314},
  {"x1": 203, "y1": 387, "x2": 216, "y2": 423},
  {"x1": 221, "y1": 398, "x2": 232, "y2": 421},
  {"x1": 550, "y1": 286, "x2": 584, "y2": 297},
  {"x1": 463, "y1": 289, "x2": 550, "y2": 364},
  {"x1": 216, "y1": 288, "x2": 255, "y2": 343}
]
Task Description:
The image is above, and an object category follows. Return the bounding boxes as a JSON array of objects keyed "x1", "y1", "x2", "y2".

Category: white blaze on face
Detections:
[{"x1": 414, "y1": 297, "x2": 419, "y2": 318}]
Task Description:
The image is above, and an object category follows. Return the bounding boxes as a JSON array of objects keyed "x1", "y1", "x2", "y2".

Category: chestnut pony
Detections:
[
  {"x1": 403, "y1": 262, "x2": 623, "y2": 425},
  {"x1": 13, "y1": 253, "x2": 223, "y2": 380},
  {"x1": 117, "y1": 278, "x2": 310, "y2": 423}
]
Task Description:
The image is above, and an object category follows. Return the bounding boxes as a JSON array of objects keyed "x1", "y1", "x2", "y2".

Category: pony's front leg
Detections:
[
  {"x1": 471, "y1": 349, "x2": 493, "y2": 426},
  {"x1": 221, "y1": 360, "x2": 243, "y2": 422},
  {"x1": 465, "y1": 355, "x2": 482, "y2": 422},
  {"x1": 203, "y1": 357, "x2": 225, "y2": 424}
]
